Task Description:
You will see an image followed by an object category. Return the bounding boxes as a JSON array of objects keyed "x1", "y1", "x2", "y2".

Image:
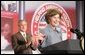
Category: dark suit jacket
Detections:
[{"x1": 11, "y1": 32, "x2": 37, "y2": 54}]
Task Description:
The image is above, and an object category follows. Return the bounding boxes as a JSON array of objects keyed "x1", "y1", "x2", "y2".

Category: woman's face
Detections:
[
  {"x1": 49, "y1": 14, "x2": 60, "y2": 27},
  {"x1": 1, "y1": 23, "x2": 11, "y2": 37}
]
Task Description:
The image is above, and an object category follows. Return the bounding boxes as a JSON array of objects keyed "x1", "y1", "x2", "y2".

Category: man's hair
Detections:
[
  {"x1": 45, "y1": 9, "x2": 62, "y2": 24},
  {"x1": 18, "y1": 19, "x2": 27, "y2": 26}
]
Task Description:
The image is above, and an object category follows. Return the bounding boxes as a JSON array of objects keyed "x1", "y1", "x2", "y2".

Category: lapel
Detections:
[
  {"x1": 17, "y1": 32, "x2": 26, "y2": 42},
  {"x1": 26, "y1": 33, "x2": 28, "y2": 41},
  {"x1": 17, "y1": 32, "x2": 31, "y2": 43}
]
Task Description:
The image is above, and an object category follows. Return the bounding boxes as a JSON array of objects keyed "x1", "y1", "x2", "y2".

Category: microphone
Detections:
[{"x1": 70, "y1": 28, "x2": 83, "y2": 39}]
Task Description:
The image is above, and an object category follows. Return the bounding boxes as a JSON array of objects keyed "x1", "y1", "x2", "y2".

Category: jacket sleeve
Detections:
[
  {"x1": 30, "y1": 42, "x2": 37, "y2": 50},
  {"x1": 11, "y1": 35, "x2": 27, "y2": 53}
]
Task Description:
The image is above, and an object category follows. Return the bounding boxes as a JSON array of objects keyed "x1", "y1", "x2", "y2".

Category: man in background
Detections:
[{"x1": 11, "y1": 19, "x2": 37, "y2": 54}]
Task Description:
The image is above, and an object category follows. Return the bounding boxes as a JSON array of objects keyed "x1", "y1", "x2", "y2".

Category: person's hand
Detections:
[
  {"x1": 26, "y1": 40, "x2": 32, "y2": 47},
  {"x1": 36, "y1": 33, "x2": 45, "y2": 45},
  {"x1": 31, "y1": 33, "x2": 44, "y2": 46},
  {"x1": 31, "y1": 36, "x2": 35, "y2": 44},
  {"x1": 36, "y1": 32, "x2": 44, "y2": 41}
]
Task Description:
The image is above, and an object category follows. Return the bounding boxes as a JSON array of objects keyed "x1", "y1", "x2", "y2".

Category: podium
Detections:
[{"x1": 39, "y1": 39, "x2": 83, "y2": 54}]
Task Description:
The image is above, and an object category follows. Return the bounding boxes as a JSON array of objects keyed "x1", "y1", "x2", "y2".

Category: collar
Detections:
[{"x1": 20, "y1": 31, "x2": 26, "y2": 36}]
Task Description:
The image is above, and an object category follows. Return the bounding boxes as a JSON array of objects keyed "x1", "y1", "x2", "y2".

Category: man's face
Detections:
[
  {"x1": 19, "y1": 21, "x2": 27, "y2": 32},
  {"x1": 49, "y1": 14, "x2": 60, "y2": 27}
]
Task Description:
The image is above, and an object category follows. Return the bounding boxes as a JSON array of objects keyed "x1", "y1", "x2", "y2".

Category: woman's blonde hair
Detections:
[{"x1": 45, "y1": 9, "x2": 61, "y2": 24}]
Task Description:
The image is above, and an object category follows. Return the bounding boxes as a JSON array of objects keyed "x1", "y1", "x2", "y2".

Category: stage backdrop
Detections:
[{"x1": 1, "y1": 1, "x2": 76, "y2": 54}]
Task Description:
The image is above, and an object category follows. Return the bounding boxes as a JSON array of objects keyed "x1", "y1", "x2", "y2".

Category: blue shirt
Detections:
[{"x1": 39, "y1": 24, "x2": 62, "y2": 48}]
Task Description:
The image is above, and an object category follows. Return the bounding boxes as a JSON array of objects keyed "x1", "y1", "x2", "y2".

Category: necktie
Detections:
[{"x1": 23, "y1": 33, "x2": 27, "y2": 42}]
